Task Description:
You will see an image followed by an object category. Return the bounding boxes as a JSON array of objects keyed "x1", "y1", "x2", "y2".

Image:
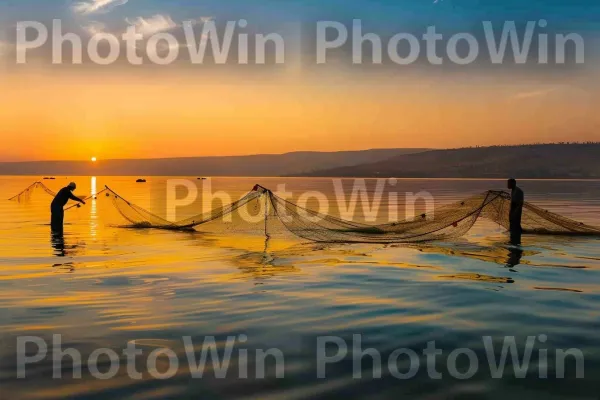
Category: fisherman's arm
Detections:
[{"x1": 69, "y1": 192, "x2": 86, "y2": 204}]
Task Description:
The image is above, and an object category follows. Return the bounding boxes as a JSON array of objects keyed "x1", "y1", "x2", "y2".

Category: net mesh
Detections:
[
  {"x1": 8, "y1": 181, "x2": 56, "y2": 202},
  {"x1": 9, "y1": 181, "x2": 108, "y2": 210},
  {"x1": 107, "y1": 187, "x2": 264, "y2": 231},
  {"x1": 270, "y1": 191, "x2": 497, "y2": 243},
  {"x1": 9, "y1": 183, "x2": 600, "y2": 242},
  {"x1": 481, "y1": 190, "x2": 600, "y2": 235}
]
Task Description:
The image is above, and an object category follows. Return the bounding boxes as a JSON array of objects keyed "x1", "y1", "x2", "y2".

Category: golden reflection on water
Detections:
[
  {"x1": 90, "y1": 176, "x2": 97, "y2": 239},
  {"x1": 2, "y1": 177, "x2": 600, "y2": 399},
  {"x1": 437, "y1": 273, "x2": 515, "y2": 284}
]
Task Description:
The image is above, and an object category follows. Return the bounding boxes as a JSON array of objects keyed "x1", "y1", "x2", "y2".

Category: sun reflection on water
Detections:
[{"x1": 90, "y1": 176, "x2": 97, "y2": 238}]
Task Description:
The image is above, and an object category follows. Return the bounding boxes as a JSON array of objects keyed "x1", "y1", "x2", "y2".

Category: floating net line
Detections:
[{"x1": 8, "y1": 183, "x2": 600, "y2": 243}]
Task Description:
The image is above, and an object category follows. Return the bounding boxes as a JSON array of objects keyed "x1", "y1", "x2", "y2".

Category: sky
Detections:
[{"x1": 0, "y1": 0, "x2": 599, "y2": 161}]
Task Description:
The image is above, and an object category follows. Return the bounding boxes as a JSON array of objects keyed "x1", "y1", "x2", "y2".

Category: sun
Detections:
[{"x1": 91, "y1": 157, "x2": 97, "y2": 162}]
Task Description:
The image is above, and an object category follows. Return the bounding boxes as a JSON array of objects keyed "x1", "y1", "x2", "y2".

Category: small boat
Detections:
[
  {"x1": 136, "y1": 179, "x2": 147, "y2": 183},
  {"x1": 43, "y1": 177, "x2": 56, "y2": 180},
  {"x1": 197, "y1": 177, "x2": 208, "y2": 180}
]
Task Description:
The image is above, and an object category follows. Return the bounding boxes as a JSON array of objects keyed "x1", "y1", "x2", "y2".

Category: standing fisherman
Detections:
[
  {"x1": 50, "y1": 182, "x2": 86, "y2": 233},
  {"x1": 507, "y1": 178, "x2": 524, "y2": 244}
]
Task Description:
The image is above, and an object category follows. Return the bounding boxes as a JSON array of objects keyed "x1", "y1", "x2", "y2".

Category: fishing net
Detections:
[
  {"x1": 270, "y1": 190, "x2": 497, "y2": 243},
  {"x1": 8, "y1": 183, "x2": 600, "y2": 242},
  {"x1": 100, "y1": 186, "x2": 600, "y2": 242},
  {"x1": 106, "y1": 186, "x2": 265, "y2": 231},
  {"x1": 9, "y1": 181, "x2": 108, "y2": 210},
  {"x1": 8, "y1": 181, "x2": 56, "y2": 202},
  {"x1": 481, "y1": 190, "x2": 600, "y2": 236}
]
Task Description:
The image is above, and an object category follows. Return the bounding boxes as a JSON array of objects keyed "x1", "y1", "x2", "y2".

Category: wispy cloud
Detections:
[
  {"x1": 81, "y1": 14, "x2": 213, "y2": 56},
  {"x1": 72, "y1": 0, "x2": 129, "y2": 16},
  {"x1": 81, "y1": 21, "x2": 107, "y2": 36},
  {"x1": 121, "y1": 14, "x2": 209, "y2": 56},
  {"x1": 512, "y1": 87, "x2": 561, "y2": 100},
  {"x1": 123, "y1": 14, "x2": 212, "y2": 42},
  {"x1": 125, "y1": 14, "x2": 178, "y2": 37}
]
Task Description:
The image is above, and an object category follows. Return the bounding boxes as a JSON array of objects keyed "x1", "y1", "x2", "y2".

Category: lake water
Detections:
[{"x1": 1, "y1": 176, "x2": 600, "y2": 399}]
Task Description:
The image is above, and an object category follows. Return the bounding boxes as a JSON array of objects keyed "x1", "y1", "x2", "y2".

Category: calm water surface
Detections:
[{"x1": 1, "y1": 176, "x2": 600, "y2": 399}]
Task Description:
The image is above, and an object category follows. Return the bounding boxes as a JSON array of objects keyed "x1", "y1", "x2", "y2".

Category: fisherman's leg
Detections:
[
  {"x1": 51, "y1": 210, "x2": 64, "y2": 233},
  {"x1": 509, "y1": 230, "x2": 521, "y2": 245},
  {"x1": 50, "y1": 212, "x2": 58, "y2": 231},
  {"x1": 509, "y1": 219, "x2": 522, "y2": 245}
]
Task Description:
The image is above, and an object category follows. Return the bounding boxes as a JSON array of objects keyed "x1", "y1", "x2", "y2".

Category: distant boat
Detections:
[
  {"x1": 43, "y1": 177, "x2": 56, "y2": 180},
  {"x1": 197, "y1": 177, "x2": 208, "y2": 180},
  {"x1": 136, "y1": 179, "x2": 147, "y2": 183}
]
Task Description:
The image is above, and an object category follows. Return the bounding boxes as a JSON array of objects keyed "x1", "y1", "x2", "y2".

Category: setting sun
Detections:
[{"x1": 91, "y1": 157, "x2": 97, "y2": 162}]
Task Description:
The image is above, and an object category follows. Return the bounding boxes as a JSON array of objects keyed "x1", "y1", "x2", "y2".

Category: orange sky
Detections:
[
  {"x1": 0, "y1": 69, "x2": 598, "y2": 161},
  {"x1": 0, "y1": 0, "x2": 599, "y2": 162}
]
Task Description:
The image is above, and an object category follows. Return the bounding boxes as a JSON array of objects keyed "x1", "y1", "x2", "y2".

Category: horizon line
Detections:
[{"x1": 1, "y1": 142, "x2": 599, "y2": 164}]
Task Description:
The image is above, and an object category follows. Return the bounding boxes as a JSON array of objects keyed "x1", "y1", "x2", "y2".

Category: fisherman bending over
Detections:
[{"x1": 51, "y1": 182, "x2": 85, "y2": 233}]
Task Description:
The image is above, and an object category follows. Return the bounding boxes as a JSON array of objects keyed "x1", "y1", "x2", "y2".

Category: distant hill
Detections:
[
  {"x1": 297, "y1": 144, "x2": 600, "y2": 179},
  {"x1": 0, "y1": 149, "x2": 429, "y2": 176}
]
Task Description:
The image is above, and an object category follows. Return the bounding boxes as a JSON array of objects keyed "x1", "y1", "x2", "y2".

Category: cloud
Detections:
[
  {"x1": 512, "y1": 87, "x2": 560, "y2": 100},
  {"x1": 82, "y1": 21, "x2": 107, "y2": 36},
  {"x1": 77, "y1": 14, "x2": 212, "y2": 57},
  {"x1": 124, "y1": 14, "x2": 213, "y2": 37},
  {"x1": 71, "y1": 0, "x2": 129, "y2": 16},
  {"x1": 125, "y1": 14, "x2": 178, "y2": 37}
]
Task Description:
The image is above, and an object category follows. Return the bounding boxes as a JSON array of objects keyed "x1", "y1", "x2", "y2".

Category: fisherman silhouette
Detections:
[
  {"x1": 507, "y1": 178, "x2": 524, "y2": 245},
  {"x1": 50, "y1": 182, "x2": 85, "y2": 233}
]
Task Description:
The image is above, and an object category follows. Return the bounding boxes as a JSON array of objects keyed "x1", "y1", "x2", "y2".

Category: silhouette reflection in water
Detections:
[
  {"x1": 50, "y1": 232, "x2": 80, "y2": 258},
  {"x1": 505, "y1": 244, "x2": 524, "y2": 272},
  {"x1": 51, "y1": 231, "x2": 66, "y2": 257}
]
